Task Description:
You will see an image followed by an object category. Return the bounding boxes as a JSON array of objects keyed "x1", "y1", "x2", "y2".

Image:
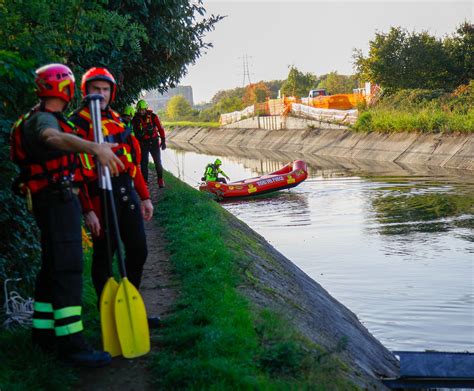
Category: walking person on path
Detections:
[{"x1": 132, "y1": 99, "x2": 167, "y2": 188}]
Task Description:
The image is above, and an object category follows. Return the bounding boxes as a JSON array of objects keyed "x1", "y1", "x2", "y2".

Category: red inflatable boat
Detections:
[{"x1": 199, "y1": 160, "x2": 308, "y2": 199}]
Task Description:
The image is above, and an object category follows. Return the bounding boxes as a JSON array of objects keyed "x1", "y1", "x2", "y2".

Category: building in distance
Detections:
[{"x1": 141, "y1": 86, "x2": 194, "y2": 111}]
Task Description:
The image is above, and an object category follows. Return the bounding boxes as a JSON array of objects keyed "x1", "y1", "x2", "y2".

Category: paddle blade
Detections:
[
  {"x1": 115, "y1": 277, "x2": 150, "y2": 358},
  {"x1": 100, "y1": 277, "x2": 122, "y2": 357}
]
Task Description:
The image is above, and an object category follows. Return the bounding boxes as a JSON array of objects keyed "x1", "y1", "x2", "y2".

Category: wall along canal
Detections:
[{"x1": 162, "y1": 148, "x2": 474, "y2": 352}]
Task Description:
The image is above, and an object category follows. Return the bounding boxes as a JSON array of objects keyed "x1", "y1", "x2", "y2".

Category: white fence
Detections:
[
  {"x1": 220, "y1": 105, "x2": 255, "y2": 125},
  {"x1": 290, "y1": 104, "x2": 358, "y2": 125},
  {"x1": 220, "y1": 103, "x2": 359, "y2": 126}
]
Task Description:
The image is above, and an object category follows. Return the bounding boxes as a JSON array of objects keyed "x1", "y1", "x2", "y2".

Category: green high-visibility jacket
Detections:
[{"x1": 204, "y1": 163, "x2": 227, "y2": 182}]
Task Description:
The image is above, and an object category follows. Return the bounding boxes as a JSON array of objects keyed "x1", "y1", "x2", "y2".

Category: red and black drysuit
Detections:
[
  {"x1": 131, "y1": 110, "x2": 166, "y2": 183},
  {"x1": 69, "y1": 106, "x2": 150, "y2": 300},
  {"x1": 10, "y1": 105, "x2": 86, "y2": 345}
]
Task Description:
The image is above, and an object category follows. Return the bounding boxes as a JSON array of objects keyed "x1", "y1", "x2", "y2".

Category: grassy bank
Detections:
[
  {"x1": 0, "y1": 247, "x2": 99, "y2": 390},
  {"x1": 151, "y1": 172, "x2": 358, "y2": 389},
  {"x1": 163, "y1": 121, "x2": 221, "y2": 129},
  {"x1": 353, "y1": 82, "x2": 474, "y2": 133},
  {"x1": 1, "y1": 172, "x2": 358, "y2": 390}
]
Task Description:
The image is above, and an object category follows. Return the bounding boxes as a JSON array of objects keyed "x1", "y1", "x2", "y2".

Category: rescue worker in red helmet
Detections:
[
  {"x1": 132, "y1": 99, "x2": 167, "y2": 188},
  {"x1": 10, "y1": 63, "x2": 123, "y2": 367},
  {"x1": 69, "y1": 67, "x2": 159, "y2": 327}
]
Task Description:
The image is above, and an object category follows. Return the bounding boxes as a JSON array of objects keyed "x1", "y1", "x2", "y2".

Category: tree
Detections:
[
  {"x1": 317, "y1": 72, "x2": 358, "y2": 94},
  {"x1": 280, "y1": 66, "x2": 318, "y2": 98},
  {"x1": 211, "y1": 86, "x2": 246, "y2": 106},
  {"x1": 166, "y1": 95, "x2": 193, "y2": 121},
  {"x1": 444, "y1": 22, "x2": 474, "y2": 87},
  {"x1": 0, "y1": 0, "x2": 223, "y2": 109},
  {"x1": 243, "y1": 82, "x2": 271, "y2": 105},
  {"x1": 353, "y1": 24, "x2": 472, "y2": 92},
  {"x1": 0, "y1": 0, "x2": 222, "y2": 293},
  {"x1": 261, "y1": 80, "x2": 284, "y2": 99},
  {"x1": 199, "y1": 96, "x2": 244, "y2": 122}
]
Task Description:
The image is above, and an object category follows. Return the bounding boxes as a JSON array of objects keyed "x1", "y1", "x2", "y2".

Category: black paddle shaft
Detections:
[{"x1": 86, "y1": 94, "x2": 128, "y2": 279}]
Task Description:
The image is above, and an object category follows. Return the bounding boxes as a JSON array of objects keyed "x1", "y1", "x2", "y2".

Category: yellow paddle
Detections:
[
  {"x1": 88, "y1": 95, "x2": 122, "y2": 356},
  {"x1": 100, "y1": 277, "x2": 121, "y2": 356},
  {"x1": 89, "y1": 95, "x2": 150, "y2": 359},
  {"x1": 115, "y1": 276, "x2": 150, "y2": 358}
]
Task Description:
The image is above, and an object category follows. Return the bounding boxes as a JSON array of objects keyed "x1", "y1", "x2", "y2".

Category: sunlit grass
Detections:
[
  {"x1": 353, "y1": 107, "x2": 474, "y2": 133},
  {"x1": 151, "y1": 171, "x2": 358, "y2": 389},
  {"x1": 353, "y1": 85, "x2": 474, "y2": 133},
  {"x1": 163, "y1": 121, "x2": 221, "y2": 128}
]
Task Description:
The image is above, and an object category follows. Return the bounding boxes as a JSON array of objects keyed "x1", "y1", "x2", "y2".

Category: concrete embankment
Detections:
[
  {"x1": 225, "y1": 213, "x2": 398, "y2": 389},
  {"x1": 167, "y1": 125, "x2": 474, "y2": 171}
]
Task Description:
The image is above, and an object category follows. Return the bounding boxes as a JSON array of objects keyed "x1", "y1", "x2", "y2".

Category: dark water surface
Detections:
[{"x1": 162, "y1": 146, "x2": 474, "y2": 351}]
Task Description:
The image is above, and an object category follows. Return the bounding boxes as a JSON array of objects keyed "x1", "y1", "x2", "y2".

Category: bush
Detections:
[
  {"x1": 353, "y1": 111, "x2": 373, "y2": 132},
  {"x1": 380, "y1": 89, "x2": 446, "y2": 108},
  {"x1": 354, "y1": 83, "x2": 474, "y2": 133},
  {"x1": 0, "y1": 52, "x2": 40, "y2": 301}
]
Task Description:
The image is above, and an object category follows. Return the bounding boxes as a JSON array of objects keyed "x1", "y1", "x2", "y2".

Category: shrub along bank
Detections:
[
  {"x1": 0, "y1": 248, "x2": 100, "y2": 390},
  {"x1": 151, "y1": 172, "x2": 358, "y2": 389},
  {"x1": 163, "y1": 121, "x2": 221, "y2": 129},
  {"x1": 353, "y1": 82, "x2": 474, "y2": 133}
]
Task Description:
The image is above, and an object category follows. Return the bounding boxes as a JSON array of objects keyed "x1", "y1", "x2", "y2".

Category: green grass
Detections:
[
  {"x1": 353, "y1": 83, "x2": 474, "y2": 133},
  {"x1": 353, "y1": 107, "x2": 474, "y2": 133},
  {"x1": 151, "y1": 172, "x2": 358, "y2": 389},
  {"x1": 0, "y1": 247, "x2": 99, "y2": 391},
  {"x1": 163, "y1": 121, "x2": 221, "y2": 128},
  {"x1": 1, "y1": 173, "x2": 359, "y2": 390}
]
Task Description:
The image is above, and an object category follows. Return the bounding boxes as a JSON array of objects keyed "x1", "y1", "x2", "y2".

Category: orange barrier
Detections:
[
  {"x1": 219, "y1": 94, "x2": 365, "y2": 125},
  {"x1": 304, "y1": 93, "x2": 364, "y2": 110}
]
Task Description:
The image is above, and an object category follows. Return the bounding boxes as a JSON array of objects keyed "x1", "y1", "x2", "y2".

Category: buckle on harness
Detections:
[{"x1": 58, "y1": 177, "x2": 73, "y2": 202}]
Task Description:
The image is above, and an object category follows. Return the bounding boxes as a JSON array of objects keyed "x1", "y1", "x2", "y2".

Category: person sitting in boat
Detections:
[{"x1": 202, "y1": 159, "x2": 230, "y2": 183}]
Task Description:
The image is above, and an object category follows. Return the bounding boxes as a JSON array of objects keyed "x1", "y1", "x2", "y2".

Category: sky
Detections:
[{"x1": 180, "y1": 1, "x2": 473, "y2": 103}]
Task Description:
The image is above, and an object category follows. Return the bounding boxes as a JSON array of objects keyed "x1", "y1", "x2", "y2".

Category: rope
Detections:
[{"x1": 2, "y1": 278, "x2": 33, "y2": 330}]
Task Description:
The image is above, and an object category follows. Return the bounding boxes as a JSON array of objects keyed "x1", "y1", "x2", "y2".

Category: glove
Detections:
[{"x1": 161, "y1": 139, "x2": 167, "y2": 150}]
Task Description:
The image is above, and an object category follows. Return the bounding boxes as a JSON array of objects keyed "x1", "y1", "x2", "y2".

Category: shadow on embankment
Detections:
[{"x1": 222, "y1": 208, "x2": 398, "y2": 389}]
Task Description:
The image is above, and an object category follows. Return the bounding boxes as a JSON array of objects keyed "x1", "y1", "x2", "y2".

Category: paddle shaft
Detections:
[{"x1": 87, "y1": 95, "x2": 128, "y2": 279}]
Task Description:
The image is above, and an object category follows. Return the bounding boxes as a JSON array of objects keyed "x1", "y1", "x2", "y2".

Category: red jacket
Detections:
[
  {"x1": 10, "y1": 106, "x2": 84, "y2": 195},
  {"x1": 70, "y1": 106, "x2": 150, "y2": 213},
  {"x1": 132, "y1": 110, "x2": 165, "y2": 142}
]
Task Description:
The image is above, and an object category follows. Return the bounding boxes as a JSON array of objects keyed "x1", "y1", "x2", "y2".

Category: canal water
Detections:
[{"x1": 162, "y1": 146, "x2": 474, "y2": 352}]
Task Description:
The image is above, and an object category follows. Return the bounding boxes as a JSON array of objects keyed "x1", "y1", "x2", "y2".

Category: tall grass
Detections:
[
  {"x1": 354, "y1": 82, "x2": 474, "y2": 133},
  {"x1": 163, "y1": 121, "x2": 221, "y2": 129},
  {"x1": 0, "y1": 247, "x2": 99, "y2": 391},
  {"x1": 151, "y1": 172, "x2": 358, "y2": 389}
]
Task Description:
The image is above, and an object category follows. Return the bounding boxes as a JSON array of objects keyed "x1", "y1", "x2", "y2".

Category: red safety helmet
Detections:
[
  {"x1": 35, "y1": 64, "x2": 75, "y2": 103},
  {"x1": 81, "y1": 67, "x2": 117, "y2": 102}
]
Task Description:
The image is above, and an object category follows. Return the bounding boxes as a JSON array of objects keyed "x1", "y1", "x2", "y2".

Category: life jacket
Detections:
[
  {"x1": 10, "y1": 106, "x2": 83, "y2": 195},
  {"x1": 203, "y1": 163, "x2": 218, "y2": 181},
  {"x1": 74, "y1": 107, "x2": 139, "y2": 180},
  {"x1": 133, "y1": 110, "x2": 158, "y2": 141}
]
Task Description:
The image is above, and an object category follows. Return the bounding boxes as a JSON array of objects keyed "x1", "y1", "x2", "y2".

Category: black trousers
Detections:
[
  {"x1": 32, "y1": 191, "x2": 83, "y2": 335},
  {"x1": 91, "y1": 176, "x2": 147, "y2": 300},
  {"x1": 140, "y1": 138, "x2": 163, "y2": 182}
]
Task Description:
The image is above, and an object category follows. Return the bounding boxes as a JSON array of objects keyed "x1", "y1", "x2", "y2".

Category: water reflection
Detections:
[
  {"x1": 371, "y1": 189, "x2": 474, "y2": 234},
  {"x1": 223, "y1": 191, "x2": 311, "y2": 228},
  {"x1": 164, "y1": 143, "x2": 474, "y2": 352}
]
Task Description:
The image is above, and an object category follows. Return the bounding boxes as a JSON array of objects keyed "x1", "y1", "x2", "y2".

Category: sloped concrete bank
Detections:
[
  {"x1": 167, "y1": 126, "x2": 474, "y2": 171},
  {"x1": 225, "y1": 213, "x2": 398, "y2": 389}
]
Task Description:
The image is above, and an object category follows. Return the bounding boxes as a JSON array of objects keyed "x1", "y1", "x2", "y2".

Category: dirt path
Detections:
[{"x1": 76, "y1": 179, "x2": 177, "y2": 390}]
